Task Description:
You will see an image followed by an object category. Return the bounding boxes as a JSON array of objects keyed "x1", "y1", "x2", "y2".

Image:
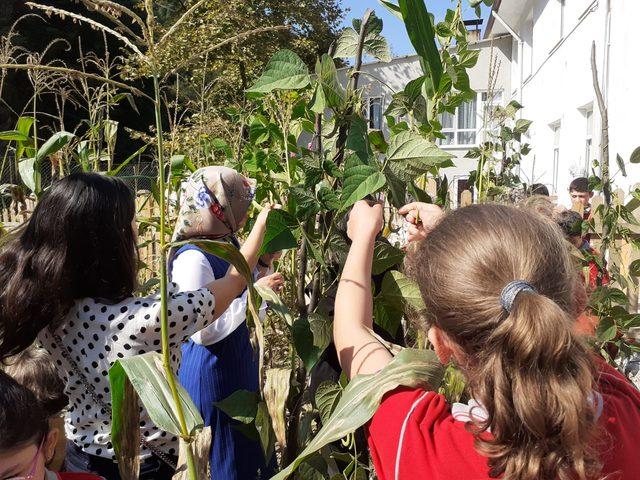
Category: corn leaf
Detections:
[{"x1": 270, "y1": 348, "x2": 444, "y2": 479}]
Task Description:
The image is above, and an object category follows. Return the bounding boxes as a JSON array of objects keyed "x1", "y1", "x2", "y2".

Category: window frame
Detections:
[{"x1": 437, "y1": 90, "x2": 504, "y2": 148}]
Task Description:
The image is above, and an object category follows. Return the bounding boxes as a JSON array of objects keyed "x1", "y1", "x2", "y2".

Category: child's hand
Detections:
[
  {"x1": 256, "y1": 272, "x2": 285, "y2": 292},
  {"x1": 347, "y1": 201, "x2": 383, "y2": 243},
  {"x1": 398, "y1": 202, "x2": 444, "y2": 242}
]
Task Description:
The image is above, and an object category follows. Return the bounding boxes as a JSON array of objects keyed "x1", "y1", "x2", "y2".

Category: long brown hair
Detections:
[
  {"x1": 406, "y1": 204, "x2": 600, "y2": 480},
  {"x1": 0, "y1": 173, "x2": 137, "y2": 360}
]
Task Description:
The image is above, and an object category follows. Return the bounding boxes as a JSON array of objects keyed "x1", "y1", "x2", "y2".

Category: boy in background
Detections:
[{"x1": 569, "y1": 177, "x2": 594, "y2": 220}]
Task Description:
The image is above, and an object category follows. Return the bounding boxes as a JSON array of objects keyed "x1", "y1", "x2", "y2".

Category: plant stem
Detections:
[{"x1": 153, "y1": 73, "x2": 197, "y2": 480}]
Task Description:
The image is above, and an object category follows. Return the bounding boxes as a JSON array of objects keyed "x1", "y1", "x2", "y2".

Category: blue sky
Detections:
[{"x1": 339, "y1": 0, "x2": 492, "y2": 57}]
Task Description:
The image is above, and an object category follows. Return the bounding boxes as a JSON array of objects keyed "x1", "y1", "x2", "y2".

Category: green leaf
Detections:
[
  {"x1": 616, "y1": 154, "x2": 627, "y2": 177},
  {"x1": 213, "y1": 390, "x2": 259, "y2": 424},
  {"x1": 247, "y1": 50, "x2": 310, "y2": 93},
  {"x1": 109, "y1": 353, "x2": 203, "y2": 457},
  {"x1": 255, "y1": 401, "x2": 275, "y2": 461},
  {"x1": 334, "y1": 13, "x2": 391, "y2": 63},
  {"x1": 108, "y1": 145, "x2": 148, "y2": 176},
  {"x1": 36, "y1": 131, "x2": 74, "y2": 162},
  {"x1": 16, "y1": 116, "x2": 34, "y2": 137},
  {"x1": 369, "y1": 130, "x2": 388, "y2": 154},
  {"x1": 255, "y1": 284, "x2": 294, "y2": 327},
  {"x1": 345, "y1": 116, "x2": 370, "y2": 158},
  {"x1": 373, "y1": 298, "x2": 402, "y2": 337},
  {"x1": 630, "y1": 146, "x2": 640, "y2": 164},
  {"x1": 372, "y1": 241, "x2": 405, "y2": 275},
  {"x1": 109, "y1": 362, "x2": 140, "y2": 480},
  {"x1": 398, "y1": 0, "x2": 442, "y2": 88},
  {"x1": 290, "y1": 185, "x2": 320, "y2": 219},
  {"x1": 260, "y1": 209, "x2": 299, "y2": 255},
  {"x1": 317, "y1": 185, "x2": 341, "y2": 211},
  {"x1": 387, "y1": 130, "x2": 453, "y2": 181},
  {"x1": 18, "y1": 158, "x2": 37, "y2": 193},
  {"x1": 381, "y1": 270, "x2": 426, "y2": 311},
  {"x1": 315, "y1": 54, "x2": 345, "y2": 110},
  {"x1": 292, "y1": 314, "x2": 329, "y2": 372},
  {"x1": 596, "y1": 317, "x2": 617, "y2": 343},
  {"x1": 0, "y1": 130, "x2": 29, "y2": 142},
  {"x1": 341, "y1": 161, "x2": 386, "y2": 209},
  {"x1": 378, "y1": 0, "x2": 403, "y2": 20},
  {"x1": 514, "y1": 119, "x2": 532, "y2": 134},
  {"x1": 629, "y1": 259, "x2": 640, "y2": 277},
  {"x1": 270, "y1": 348, "x2": 444, "y2": 479},
  {"x1": 315, "y1": 381, "x2": 342, "y2": 425}
]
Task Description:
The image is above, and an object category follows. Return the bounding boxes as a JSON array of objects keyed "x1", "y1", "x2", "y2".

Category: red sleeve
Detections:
[{"x1": 594, "y1": 357, "x2": 640, "y2": 478}]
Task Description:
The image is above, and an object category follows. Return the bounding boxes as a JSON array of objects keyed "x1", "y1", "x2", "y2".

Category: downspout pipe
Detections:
[{"x1": 491, "y1": 10, "x2": 524, "y2": 105}]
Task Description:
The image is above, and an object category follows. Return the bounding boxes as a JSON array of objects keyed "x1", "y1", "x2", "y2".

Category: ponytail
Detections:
[
  {"x1": 406, "y1": 204, "x2": 601, "y2": 480},
  {"x1": 474, "y1": 290, "x2": 598, "y2": 479}
]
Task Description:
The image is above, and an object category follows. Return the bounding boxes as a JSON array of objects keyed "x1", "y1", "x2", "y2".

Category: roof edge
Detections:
[{"x1": 483, "y1": 0, "x2": 503, "y2": 39}]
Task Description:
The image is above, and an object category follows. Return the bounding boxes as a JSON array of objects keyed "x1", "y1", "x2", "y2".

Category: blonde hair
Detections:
[{"x1": 405, "y1": 204, "x2": 600, "y2": 480}]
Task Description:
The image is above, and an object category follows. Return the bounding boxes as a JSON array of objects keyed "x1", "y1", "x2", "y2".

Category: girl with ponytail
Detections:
[{"x1": 334, "y1": 201, "x2": 640, "y2": 480}]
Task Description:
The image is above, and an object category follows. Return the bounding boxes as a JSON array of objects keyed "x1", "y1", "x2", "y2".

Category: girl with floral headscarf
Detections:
[{"x1": 170, "y1": 166, "x2": 283, "y2": 480}]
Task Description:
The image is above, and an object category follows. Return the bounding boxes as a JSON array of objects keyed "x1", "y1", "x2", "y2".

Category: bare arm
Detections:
[
  {"x1": 205, "y1": 206, "x2": 274, "y2": 320},
  {"x1": 334, "y1": 202, "x2": 392, "y2": 379}
]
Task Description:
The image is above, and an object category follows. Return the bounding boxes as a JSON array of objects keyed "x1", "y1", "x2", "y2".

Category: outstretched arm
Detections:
[
  {"x1": 334, "y1": 201, "x2": 392, "y2": 379},
  {"x1": 205, "y1": 205, "x2": 275, "y2": 320}
]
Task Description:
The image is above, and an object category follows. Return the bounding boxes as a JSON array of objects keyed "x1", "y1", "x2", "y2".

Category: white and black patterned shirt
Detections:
[{"x1": 38, "y1": 283, "x2": 215, "y2": 460}]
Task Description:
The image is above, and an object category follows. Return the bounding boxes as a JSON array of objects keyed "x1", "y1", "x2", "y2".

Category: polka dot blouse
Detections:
[{"x1": 38, "y1": 283, "x2": 215, "y2": 460}]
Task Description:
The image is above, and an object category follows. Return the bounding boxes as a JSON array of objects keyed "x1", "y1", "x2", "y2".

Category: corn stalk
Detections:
[{"x1": 14, "y1": 2, "x2": 288, "y2": 478}]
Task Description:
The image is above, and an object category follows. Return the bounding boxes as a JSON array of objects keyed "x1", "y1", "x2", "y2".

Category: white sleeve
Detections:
[
  {"x1": 171, "y1": 249, "x2": 258, "y2": 346},
  {"x1": 171, "y1": 250, "x2": 217, "y2": 292}
]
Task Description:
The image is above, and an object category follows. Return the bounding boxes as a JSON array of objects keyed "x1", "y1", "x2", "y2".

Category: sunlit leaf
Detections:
[
  {"x1": 630, "y1": 146, "x2": 640, "y2": 164},
  {"x1": 255, "y1": 284, "x2": 294, "y2": 327},
  {"x1": 0, "y1": 130, "x2": 29, "y2": 142},
  {"x1": 341, "y1": 156, "x2": 386, "y2": 209},
  {"x1": 264, "y1": 368, "x2": 292, "y2": 448},
  {"x1": 398, "y1": 0, "x2": 442, "y2": 88},
  {"x1": 18, "y1": 158, "x2": 37, "y2": 193},
  {"x1": 270, "y1": 348, "x2": 444, "y2": 479},
  {"x1": 109, "y1": 353, "x2": 203, "y2": 465},
  {"x1": 248, "y1": 50, "x2": 311, "y2": 93},
  {"x1": 36, "y1": 131, "x2": 74, "y2": 162}
]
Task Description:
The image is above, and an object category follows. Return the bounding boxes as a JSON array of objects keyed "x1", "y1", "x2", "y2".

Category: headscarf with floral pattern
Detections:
[{"x1": 169, "y1": 166, "x2": 255, "y2": 261}]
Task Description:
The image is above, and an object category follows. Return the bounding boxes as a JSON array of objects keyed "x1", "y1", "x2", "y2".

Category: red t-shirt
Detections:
[{"x1": 367, "y1": 358, "x2": 640, "y2": 480}]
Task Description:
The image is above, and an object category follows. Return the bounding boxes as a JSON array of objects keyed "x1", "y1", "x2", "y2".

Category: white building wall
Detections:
[{"x1": 505, "y1": 0, "x2": 640, "y2": 205}]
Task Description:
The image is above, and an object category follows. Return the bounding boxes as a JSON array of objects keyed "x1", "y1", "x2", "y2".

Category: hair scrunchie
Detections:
[{"x1": 500, "y1": 280, "x2": 536, "y2": 313}]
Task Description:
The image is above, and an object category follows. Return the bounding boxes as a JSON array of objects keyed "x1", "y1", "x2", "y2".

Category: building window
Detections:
[
  {"x1": 436, "y1": 91, "x2": 504, "y2": 147},
  {"x1": 584, "y1": 108, "x2": 594, "y2": 172},
  {"x1": 437, "y1": 96, "x2": 479, "y2": 146},
  {"x1": 551, "y1": 122, "x2": 561, "y2": 193},
  {"x1": 368, "y1": 97, "x2": 382, "y2": 130}
]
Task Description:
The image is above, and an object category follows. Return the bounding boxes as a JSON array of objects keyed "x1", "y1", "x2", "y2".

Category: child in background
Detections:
[
  {"x1": 569, "y1": 176, "x2": 594, "y2": 220},
  {"x1": 0, "y1": 370, "x2": 101, "y2": 480},
  {"x1": 334, "y1": 200, "x2": 640, "y2": 480},
  {"x1": 554, "y1": 209, "x2": 609, "y2": 290},
  {"x1": 3, "y1": 347, "x2": 68, "y2": 471}
]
